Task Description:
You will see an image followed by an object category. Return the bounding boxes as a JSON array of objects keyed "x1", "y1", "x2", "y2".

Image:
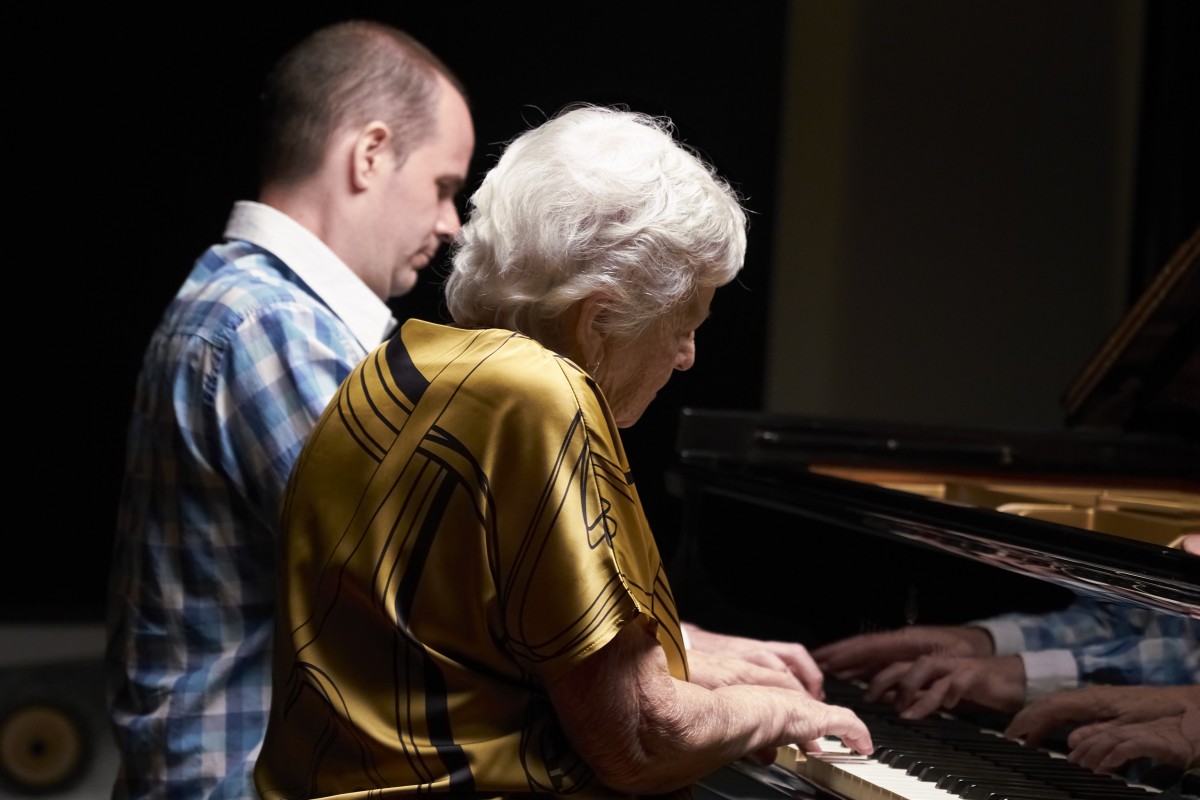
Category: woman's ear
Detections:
[{"x1": 574, "y1": 293, "x2": 611, "y2": 371}]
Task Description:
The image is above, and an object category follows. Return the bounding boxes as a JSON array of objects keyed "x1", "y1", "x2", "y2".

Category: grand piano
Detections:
[{"x1": 672, "y1": 230, "x2": 1199, "y2": 799}]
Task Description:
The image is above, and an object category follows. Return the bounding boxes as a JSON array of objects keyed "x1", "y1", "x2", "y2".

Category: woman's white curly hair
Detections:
[{"x1": 445, "y1": 104, "x2": 748, "y2": 345}]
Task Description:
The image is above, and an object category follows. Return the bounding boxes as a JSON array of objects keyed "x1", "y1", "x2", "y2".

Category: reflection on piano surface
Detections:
[{"x1": 797, "y1": 461, "x2": 1200, "y2": 620}]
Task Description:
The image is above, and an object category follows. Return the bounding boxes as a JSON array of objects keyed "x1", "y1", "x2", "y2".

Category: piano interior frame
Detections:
[{"x1": 669, "y1": 409, "x2": 1200, "y2": 642}]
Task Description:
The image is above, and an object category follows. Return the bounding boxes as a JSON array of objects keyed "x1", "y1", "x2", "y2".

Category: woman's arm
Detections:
[{"x1": 545, "y1": 618, "x2": 872, "y2": 796}]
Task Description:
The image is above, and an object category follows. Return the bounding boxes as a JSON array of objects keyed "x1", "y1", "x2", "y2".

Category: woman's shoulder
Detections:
[
  {"x1": 401, "y1": 320, "x2": 598, "y2": 407},
  {"x1": 483, "y1": 329, "x2": 592, "y2": 397},
  {"x1": 402, "y1": 322, "x2": 577, "y2": 374}
]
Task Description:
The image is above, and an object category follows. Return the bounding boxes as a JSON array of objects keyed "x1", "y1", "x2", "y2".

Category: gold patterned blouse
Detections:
[{"x1": 255, "y1": 319, "x2": 689, "y2": 800}]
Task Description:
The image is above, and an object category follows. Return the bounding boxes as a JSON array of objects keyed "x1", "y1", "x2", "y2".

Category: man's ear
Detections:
[{"x1": 351, "y1": 121, "x2": 391, "y2": 191}]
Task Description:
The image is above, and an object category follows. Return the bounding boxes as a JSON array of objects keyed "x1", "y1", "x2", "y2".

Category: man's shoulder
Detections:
[
  {"x1": 183, "y1": 241, "x2": 313, "y2": 306},
  {"x1": 164, "y1": 243, "x2": 335, "y2": 336}
]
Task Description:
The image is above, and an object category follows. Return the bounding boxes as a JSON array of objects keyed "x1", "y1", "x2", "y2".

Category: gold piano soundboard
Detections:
[{"x1": 809, "y1": 464, "x2": 1199, "y2": 550}]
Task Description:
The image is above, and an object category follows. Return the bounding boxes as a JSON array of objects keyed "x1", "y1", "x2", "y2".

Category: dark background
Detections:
[
  {"x1": 15, "y1": 0, "x2": 1197, "y2": 623},
  {"x1": 24, "y1": 3, "x2": 789, "y2": 622}
]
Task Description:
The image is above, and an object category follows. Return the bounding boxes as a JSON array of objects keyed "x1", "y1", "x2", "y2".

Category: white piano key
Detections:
[{"x1": 781, "y1": 738, "x2": 963, "y2": 800}]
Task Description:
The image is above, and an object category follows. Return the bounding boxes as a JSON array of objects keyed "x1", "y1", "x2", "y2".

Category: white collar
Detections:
[{"x1": 223, "y1": 200, "x2": 398, "y2": 349}]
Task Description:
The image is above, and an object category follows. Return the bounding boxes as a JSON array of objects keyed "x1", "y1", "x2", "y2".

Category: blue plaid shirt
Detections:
[
  {"x1": 106, "y1": 202, "x2": 396, "y2": 800},
  {"x1": 981, "y1": 596, "x2": 1200, "y2": 698}
]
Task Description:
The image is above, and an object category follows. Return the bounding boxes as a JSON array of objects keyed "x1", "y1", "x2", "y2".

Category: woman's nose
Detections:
[{"x1": 675, "y1": 335, "x2": 696, "y2": 371}]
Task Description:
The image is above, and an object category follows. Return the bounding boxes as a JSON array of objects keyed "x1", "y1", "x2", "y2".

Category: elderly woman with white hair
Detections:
[{"x1": 255, "y1": 105, "x2": 872, "y2": 800}]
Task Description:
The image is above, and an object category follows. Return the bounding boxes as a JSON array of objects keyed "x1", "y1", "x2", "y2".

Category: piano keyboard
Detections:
[{"x1": 779, "y1": 680, "x2": 1166, "y2": 800}]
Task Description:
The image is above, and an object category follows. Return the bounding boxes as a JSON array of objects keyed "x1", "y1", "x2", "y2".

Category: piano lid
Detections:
[
  {"x1": 680, "y1": 225, "x2": 1199, "y2": 479},
  {"x1": 673, "y1": 409, "x2": 1199, "y2": 614},
  {"x1": 675, "y1": 409, "x2": 1199, "y2": 485},
  {"x1": 1062, "y1": 224, "x2": 1199, "y2": 439}
]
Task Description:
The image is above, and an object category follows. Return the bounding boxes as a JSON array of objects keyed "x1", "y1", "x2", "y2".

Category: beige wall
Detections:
[{"x1": 766, "y1": 0, "x2": 1144, "y2": 429}]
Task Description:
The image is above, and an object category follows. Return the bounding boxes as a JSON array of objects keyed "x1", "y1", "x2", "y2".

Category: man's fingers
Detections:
[
  {"x1": 1068, "y1": 731, "x2": 1123, "y2": 773},
  {"x1": 813, "y1": 633, "x2": 904, "y2": 674},
  {"x1": 863, "y1": 661, "x2": 912, "y2": 703},
  {"x1": 889, "y1": 658, "x2": 947, "y2": 710},
  {"x1": 896, "y1": 690, "x2": 933, "y2": 720},
  {"x1": 1005, "y1": 711, "x2": 1058, "y2": 747},
  {"x1": 906, "y1": 675, "x2": 967, "y2": 720}
]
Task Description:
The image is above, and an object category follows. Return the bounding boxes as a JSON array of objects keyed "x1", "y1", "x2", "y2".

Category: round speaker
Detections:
[{"x1": 0, "y1": 701, "x2": 90, "y2": 794}]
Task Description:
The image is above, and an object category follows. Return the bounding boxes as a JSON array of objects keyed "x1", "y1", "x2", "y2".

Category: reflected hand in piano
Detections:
[
  {"x1": 865, "y1": 653, "x2": 1027, "y2": 721},
  {"x1": 1007, "y1": 684, "x2": 1200, "y2": 775},
  {"x1": 813, "y1": 624, "x2": 996, "y2": 682},
  {"x1": 1067, "y1": 704, "x2": 1200, "y2": 778},
  {"x1": 815, "y1": 595, "x2": 1200, "y2": 720}
]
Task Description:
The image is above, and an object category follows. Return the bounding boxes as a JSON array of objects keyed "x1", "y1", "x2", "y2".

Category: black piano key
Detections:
[
  {"x1": 920, "y1": 756, "x2": 1147, "y2": 799},
  {"x1": 958, "y1": 780, "x2": 1075, "y2": 799},
  {"x1": 880, "y1": 748, "x2": 978, "y2": 769},
  {"x1": 985, "y1": 758, "x2": 1153, "y2": 793},
  {"x1": 938, "y1": 772, "x2": 1062, "y2": 794},
  {"x1": 939, "y1": 773, "x2": 1063, "y2": 795},
  {"x1": 916, "y1": 756, "x2": 1020, "y2": 770},
  {"x1": 949, "y1": 777, "x2": 1032, "y2": 796},
  {"x1": 820, "y1": 678, "x2": 1162, "y2": 800},
  {"x1": 951, "y1": 757, "x2": 1151, "y2": 795},
  {"x1": 1066, "y1": 787, "x2": 1161, "y2": 799},
  {"x1": 916, "y1": 762, "x2": 1008, "y2": 782},
  {"x1": 1000, "y1": 795, "x2": 1158, "y2": 800},
  {"x1": 910, "y1": 757, "x2": 1023, "y2": 780}
]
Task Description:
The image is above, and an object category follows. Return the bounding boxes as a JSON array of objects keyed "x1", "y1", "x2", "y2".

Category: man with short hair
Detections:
[{"x1": 105, "y1": 21, "x2": 475, "y2": 799}]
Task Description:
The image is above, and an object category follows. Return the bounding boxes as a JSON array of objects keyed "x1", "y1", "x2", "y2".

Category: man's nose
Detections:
[{"x1": 434, "y1": 202, "x2": 462, "y2": 244}]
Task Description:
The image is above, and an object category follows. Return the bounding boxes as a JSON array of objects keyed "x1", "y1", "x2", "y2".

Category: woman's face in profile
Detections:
[{"x1": 601, "y1": 286, "x2": 714, "y2": 428}]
